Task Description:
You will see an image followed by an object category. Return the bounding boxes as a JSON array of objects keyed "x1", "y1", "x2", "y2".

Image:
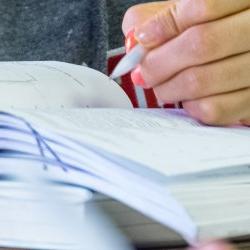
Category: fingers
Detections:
[
  {"x1": 182, "y1": 87, "x2": 250, "y2": 126},
  {"x1": 190, "y1": 241, "x2": 236, "y2": 250},
  {"x1": 154, "y1": 52, "x2": 250, "y2": 102},
  {"x1": 240, "y1": 118, "x2": 250, "y2": 126},
  {"x1": 135, "y1": 0, "x2": 250, "y2": 48},
  {"x1": 122, "y1": 1, "x2": 171, "y2": 36},
  {"x1": 140, "y1": 9, "x2": 250, "y2": 87}
]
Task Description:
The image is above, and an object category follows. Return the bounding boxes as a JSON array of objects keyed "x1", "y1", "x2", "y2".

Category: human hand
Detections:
[
  {"x1": 190, "y1": 241, "x2": 236, "y2": 250},
  {"x1": 122, "y1": 0, "x2": 250, "y2": 126}
]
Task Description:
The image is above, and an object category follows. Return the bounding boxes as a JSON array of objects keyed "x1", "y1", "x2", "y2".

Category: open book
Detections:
[{"x1": 1, "y1": 61, "x2": 250, "y2": 249}]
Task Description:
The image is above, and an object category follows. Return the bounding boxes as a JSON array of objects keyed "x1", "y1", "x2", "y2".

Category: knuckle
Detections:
[
  {"x1": 141, "y1": 54, "x2": 158, "y2": 86},
  {"x1": 188, "y1": 27, "x2": 206, "y2": 58},
  {"x1": 155, "y1": 12, "x2": 168, "y2": 35},
  {"x1": 186, "y1": 25, "x2": 219, "y2": 62},
  {"x1": 197, "y1": 100, "x2": 222, "y2": 125},
  {"x1": 183, "y1": 68, "x2": 204, "y2": 98},
  {"x1": 186, "y1": 27, "x2": 205, "y2": 58},
  {"x1": 143, "y1": 50, "x2": 155, "y2": 68},
  {"x1": 199, "y1": 0, "x2": 217, "y2": 19},
  {"x1": 154, "y1": 5, "x2": 180, "y2": 36}
]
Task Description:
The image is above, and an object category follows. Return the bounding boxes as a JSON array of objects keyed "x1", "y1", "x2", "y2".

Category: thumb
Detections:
[
  {"x1": 134, "y1": 1, "x2": 182, "y2": 49},
  {"x1": 134, "y1": 0, "x2": 250, "y2": 49},
  {"x1": 122, "y1": 2, "x2": 172, "y2": 37}
]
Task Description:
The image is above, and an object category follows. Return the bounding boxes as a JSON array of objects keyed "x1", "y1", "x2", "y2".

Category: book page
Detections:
[
  {"x1": 0, "y1": 110, "x2": 198, "y2": 245},
  {"x1": 0, "y1": 158, "x2": 132, "y2": 250},
  {"x1": 2, "y1": 108, "x2": 250, "y2": 247},
  {"x1": 0, "y1": 61, "x2": 132, "y2": 109},
  {"x1": 8, "y1": 108, "x2": 250, "y2": 176}
]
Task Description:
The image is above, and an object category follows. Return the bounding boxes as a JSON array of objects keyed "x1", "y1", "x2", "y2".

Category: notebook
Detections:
[{"x1": 1, "y1": 61, "x2": 250, "y2": 249}]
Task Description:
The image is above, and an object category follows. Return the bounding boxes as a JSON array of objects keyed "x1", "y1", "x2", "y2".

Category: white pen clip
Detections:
[{"x1": 110, "y1": 44, "x2": 146, "y2": 79}]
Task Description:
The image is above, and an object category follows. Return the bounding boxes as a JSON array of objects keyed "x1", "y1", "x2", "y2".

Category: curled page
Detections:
[{"x1": 0, "y1": 61, "x2": 132, "y2": 109}]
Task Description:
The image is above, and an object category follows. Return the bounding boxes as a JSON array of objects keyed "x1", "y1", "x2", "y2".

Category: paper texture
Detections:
[
  {"x1": 10, "y1": 108, "x2": 250, "y2": 176},
  {"x1": 0, "y1": 61, "x2": 132, "y2": 109},
  {"x1": 0, "y1": 111, "x2": 198, "y2": 245}
]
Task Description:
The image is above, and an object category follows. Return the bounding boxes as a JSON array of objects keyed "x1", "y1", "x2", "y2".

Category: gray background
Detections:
[{"x1": 0, "y1": 0, "x2": 156, "y2": 72}]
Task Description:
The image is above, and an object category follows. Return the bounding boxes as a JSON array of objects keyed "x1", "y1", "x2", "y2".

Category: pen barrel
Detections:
[{"x1": 110, "y1": 44, "x2": 146, "y2": 79}]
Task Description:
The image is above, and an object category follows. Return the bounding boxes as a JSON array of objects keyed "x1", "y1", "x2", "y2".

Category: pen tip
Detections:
[{"x1": 109, "y1": 71, "x2": 117, "y2": 80}]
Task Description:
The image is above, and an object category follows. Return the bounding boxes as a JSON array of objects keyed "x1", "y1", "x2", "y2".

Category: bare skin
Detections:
[{"x1": 122, "y1": 0, "x2": 250, "y2": 126}]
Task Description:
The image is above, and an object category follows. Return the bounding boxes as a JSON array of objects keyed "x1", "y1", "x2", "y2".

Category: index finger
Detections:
[{"x1": 135, "y1": 0, "x2": 250, "y2": 48}]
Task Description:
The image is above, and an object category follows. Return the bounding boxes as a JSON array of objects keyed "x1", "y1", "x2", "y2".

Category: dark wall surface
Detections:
[{"x1": 0, "y1": 0, "x2": 158, "y2": 72}]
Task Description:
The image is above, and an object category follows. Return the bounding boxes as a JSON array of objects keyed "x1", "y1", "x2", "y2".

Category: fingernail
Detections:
[
  {"x1": 125, "y1": 29, "x2": 137, "y2": 53},
  {"x1": 131, "y1": 66, "x2": 145, "y2": 87}
]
